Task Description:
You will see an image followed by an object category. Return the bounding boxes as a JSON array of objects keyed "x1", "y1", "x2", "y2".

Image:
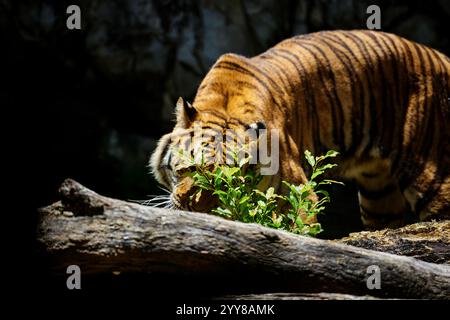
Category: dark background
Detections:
[{"x1": 3, "y1": 0, "x2": 450, "y2": 240}]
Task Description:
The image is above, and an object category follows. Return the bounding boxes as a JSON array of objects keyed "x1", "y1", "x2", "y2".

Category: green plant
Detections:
[
  {"x1": 186, "y1": 149, "x2": 342, "y2": 237},
  {"x1": 281, "y1": 150, "x2": 343, "y2": 236}
]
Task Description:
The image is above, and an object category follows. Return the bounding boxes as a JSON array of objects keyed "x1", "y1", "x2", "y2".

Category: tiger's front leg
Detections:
[
  {"x1": 352, "y1": 160, "x2": 413, "y2": 230},
  {"x1": 357, "y1": 179, "x2": 411, "y2": 229}
]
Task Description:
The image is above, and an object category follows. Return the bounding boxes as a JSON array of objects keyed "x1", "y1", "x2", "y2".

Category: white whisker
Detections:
[
  {"x1": 151, "y1": 200, "x2": 173, "y2": 208},
  {"x1": 157, "y1": 186, "x2": 172, "y2": 194},
  {"x1": 130, "y1": 194, "x2": 172, "y2": 207}
]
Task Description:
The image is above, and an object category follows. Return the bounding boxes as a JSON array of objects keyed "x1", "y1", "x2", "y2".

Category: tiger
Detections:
[{"x1": 150, "y1": 30, "x2": 450, "y2": 230}]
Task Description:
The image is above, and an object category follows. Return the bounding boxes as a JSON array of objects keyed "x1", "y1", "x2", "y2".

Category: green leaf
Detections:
[
  {"x1": 239, "y1": 195, "x2": 250, "y2": 205},
  {"x1": 310, "y1": 170, "x2": 324, "y2": 181},
  {"x1": 315, "y1": 190, "x2": 329, "y2": 198},
  {"x1": 229, "y1": 167, "x2": 240, "y2": 176},
  {"x1": 295, "y1": 215, "x2": 304, "y2": 228},
  {"x1": 194, "y1": 174, "x2": 212, "y2": 189},
  {"x1": 325, "y1": 150, "x2": 339, "y2": 158},
  {"x1": 289, "y1": 193, "x2": 299, "y2": 209},
  {"x1": 287, "y1": 212, "x2": 296, "y2": 221},
  {"x1": 221, "y1": 167, "x2": 240, "y2": 184},
  {"x1": 239, "y1": 156, "x2": 251, "y2": 168},
  {"x1": 266, "y1": 187, "x2": 275, "y2": 199},
  {"x1": 272, "y1": 215, "x2": 283, "y2": 228},
  {"x1": 212, "y1": 207, "x2": 232, "y2": 217},
  {"x1": 213, "y1": 190, "x2": 228, "y2": 197},
  {"x1": 253, "y1": 189, "x2": 266, "y2": 197},
  {"x1": 322, "y1": 179, "x2": 345, "y2": 185},
  {"x1": 307, "y1": 223, "x2": 323, "y2": 236},
  {"x1": 304, "y1": 150, "x2": 315, "y2": 167},
  {"x1": 318, "y1": 163, "x2": 337, "y2": 171}
]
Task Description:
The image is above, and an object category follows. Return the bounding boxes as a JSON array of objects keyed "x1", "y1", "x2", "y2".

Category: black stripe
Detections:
[
  {"x1": 199, "y1": 125, "x2": 224, "y2": 134},
  {"x1": 428, "y1": 47, "x2": 448, "y2": 71},
  {"x1": 412, "y1": 42, "x2": 429, "y2": 150},
  {"x1": 390, "y1": 37, "x2": 415, "y2": 177},
  {"x1": 198, "y1": 81, "x2": 222, "y2": 92},
  {"x1": 262, "y1": 51, "x2": 300, "y2": 120},
  {"x1": 196, "y1": 109, "x2": 228, "y2": 120},
  {"x1": 379, "y1": 33, "x2": 408, "y2": 174},
  {"x1": 264, "y1": 50, "x2": 301, "y2": 139},
  {"x1": 214, "y1": 63, "x2": 268, "y2": 91},
  {"x1": 342, "y1": 32, "x2": 378, "y2": 155},
  {"x1": 300, "y1": 41, "x2": 347, "y2": 152},
  {"x1": 261, "y1": 51, "x2": 293, "y2": 96},
  {"x1": 364, "y1": 32, "x2": 393, "y2": 157},
  {"x1": 160, "y1": 144, "x2": 173, "y2": 188},
  {"x1": 395, "y1": 39, "x2": 426, "y2": 188},
  {"x1": 216, "y1": 60, "x2": 284, "y2": 96},
  {"x1": 418, "y1": 47, "x2": 437, "y2": 163},
  {"x1": 241, "y1": 101, "x2": 260, "y2": 111},
  {"x1": 322, "y1": 33, "x2": 368, "y2": 156},
  {"x1": 214, "y1": 62, "x2": 283, "y2": 111},
  {"x1": 291, "y1": 42, "x2": 342, "y2": 151},
  {"x1": 275, "y1": 48, "x2": 323, "y2": 155},
  {"x1": 234, "y1": 80, "x2": 268, "y2": 104},
  {"x1": 373, "y1": 33, "x2": 401, "y2": 156},
  {"x1": 228, "y1": 117, "x2": 248, "y2": 128},
  {"x1": 317, "y1": 34, "x2": 363, "y2": 155}
]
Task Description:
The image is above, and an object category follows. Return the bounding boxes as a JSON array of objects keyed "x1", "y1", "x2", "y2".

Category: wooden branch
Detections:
[{"x1": 37, "y1": 179, "x2": 450, "y2": 299}]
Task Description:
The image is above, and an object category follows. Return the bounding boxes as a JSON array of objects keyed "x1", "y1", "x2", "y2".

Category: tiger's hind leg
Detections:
[{"x1": 355, "y1": 162, "x2": 413, "y2": 230}]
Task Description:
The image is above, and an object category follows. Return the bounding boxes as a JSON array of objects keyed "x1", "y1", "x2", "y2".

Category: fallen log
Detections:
[{"x1": 36, "y1": 179, "x2": 450, "y2": 299}]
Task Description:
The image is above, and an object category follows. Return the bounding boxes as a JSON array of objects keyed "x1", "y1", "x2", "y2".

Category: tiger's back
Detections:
[{"x1": 152, "y1": 30, "x2": 450, "y2": 229}]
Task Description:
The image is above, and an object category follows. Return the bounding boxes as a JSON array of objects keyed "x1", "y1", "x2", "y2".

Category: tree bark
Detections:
[{"x1": 36, "y1": 179, "x2": 450, "y2": 299}]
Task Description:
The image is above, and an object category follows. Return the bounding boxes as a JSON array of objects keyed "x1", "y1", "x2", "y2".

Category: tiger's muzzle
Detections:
[{"x1": 173, "y1": 176, "x2": 218, "y2": 213}]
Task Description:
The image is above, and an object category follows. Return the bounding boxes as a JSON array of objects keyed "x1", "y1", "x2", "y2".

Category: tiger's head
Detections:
[{"x1": 150, "y1": 97, "x2": 269, "y2": 212}]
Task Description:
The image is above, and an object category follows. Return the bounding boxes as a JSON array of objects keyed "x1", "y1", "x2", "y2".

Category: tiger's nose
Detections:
[{"x1": 176, "y1": 176, "x2": 218, "y2": 213}]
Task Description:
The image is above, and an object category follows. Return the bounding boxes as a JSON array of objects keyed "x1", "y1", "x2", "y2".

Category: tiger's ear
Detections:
[
  {"x1": 245, "y1": 121, "x2": 267, "y2": 141},
  {"x1": 245, "y1": 121, "x2": 266, "y2": 131},
  {"x1": 175, "y1": 97, "x2": 197, "y2": 128}
]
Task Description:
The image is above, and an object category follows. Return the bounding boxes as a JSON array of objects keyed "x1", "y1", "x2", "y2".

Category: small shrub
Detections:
[{"x1": 186, "y1": 149, "x2": 342, "y2": 237}]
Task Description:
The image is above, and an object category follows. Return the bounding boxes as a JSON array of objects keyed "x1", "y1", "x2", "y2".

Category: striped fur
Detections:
[{"x1": 151, "y1": 30, "x2": 450, "y2": 230}]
